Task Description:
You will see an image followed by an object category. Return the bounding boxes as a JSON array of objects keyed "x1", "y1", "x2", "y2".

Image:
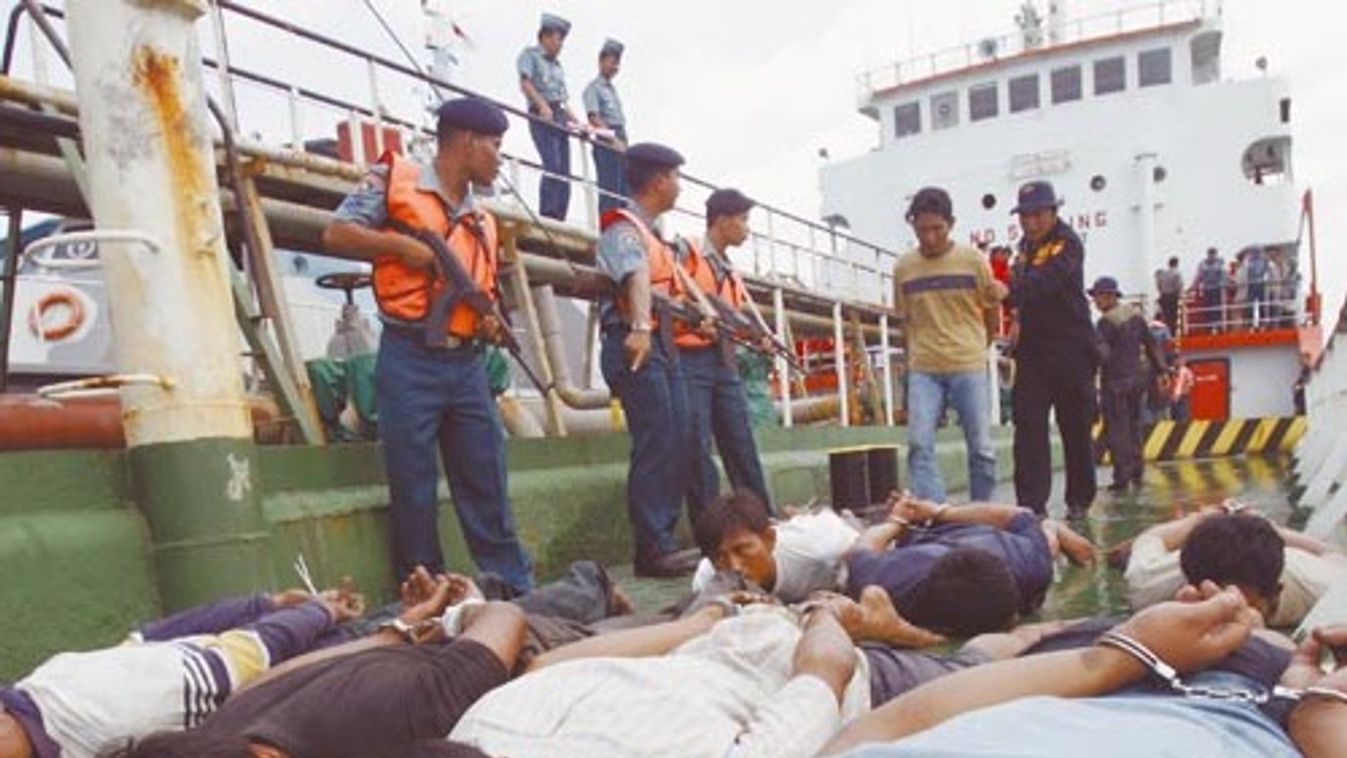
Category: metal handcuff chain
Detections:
[{"x1": 1097, "y1": 630, "x2": 1321, "y2": 706}]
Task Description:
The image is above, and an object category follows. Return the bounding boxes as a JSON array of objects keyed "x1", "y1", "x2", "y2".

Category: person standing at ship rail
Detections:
[
  {"x1": 518, "y1": 13, "x2": 575, "y2": 221},
  {"x1": 1153, "y1": 256, "x2": 1184, "y2": 333},
  {"x1": 583, "y1": 38, "x2": 628, "y2": 215},
  {"x1": 597, "y1": 142, "x2": 700, "y2": 578},
  {"x1": 1006, "y1": 181, "x2": 1098, "y2": 520},
  {"x1": 675, "y1": 188, "x2": 774, "y2": 522},
  {"x1": 892, "y1": 187, "x2": 1004, "y2": 503},
  {"x1": 321, "y1": 98, "x2": 535, "y2": 592}
]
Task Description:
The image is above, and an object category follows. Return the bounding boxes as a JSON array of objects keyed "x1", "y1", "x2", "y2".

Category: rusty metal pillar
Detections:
[{"x1": 66, "y1": 0, "x2": 271, "y2": 608}]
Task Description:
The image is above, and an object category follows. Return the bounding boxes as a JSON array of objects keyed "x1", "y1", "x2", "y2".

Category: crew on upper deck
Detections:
[{"x1": 518, "y1": 13, "x2": 576, "y2": 221}]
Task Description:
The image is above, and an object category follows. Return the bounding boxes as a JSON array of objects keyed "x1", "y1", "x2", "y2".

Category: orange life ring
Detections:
[{"x1": 28, "y1": 289, "x2": 86, "y2": 342}]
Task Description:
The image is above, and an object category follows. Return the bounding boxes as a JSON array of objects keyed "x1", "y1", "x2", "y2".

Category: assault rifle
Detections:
[
  {"x1": 388, "y1": 219, "x2": 553, "y2": 395},
  {"x1": 669, "y1": 240, "x2": 805, "y2": 374}
]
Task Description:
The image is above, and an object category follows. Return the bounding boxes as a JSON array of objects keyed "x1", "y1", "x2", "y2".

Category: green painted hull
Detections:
[{"x1": 0, "y1": 425, "x2": 1017, "y2": 679}]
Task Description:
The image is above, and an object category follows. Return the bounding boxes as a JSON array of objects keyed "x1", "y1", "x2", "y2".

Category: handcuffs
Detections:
[{"x1": 1097, "y1": 629, "x2": 1347, "y2": 708}]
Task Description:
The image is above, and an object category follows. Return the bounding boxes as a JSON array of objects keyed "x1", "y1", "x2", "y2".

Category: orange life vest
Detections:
[
  {"x1": 601, "y1": 207, "x2": 682, "y2": 324},
  {"x1": 674, "y1": 238, "x2": 750, "y2": 349},
  {"x1": 372, "y1": 154, "x2": 498, "y2": 339}
]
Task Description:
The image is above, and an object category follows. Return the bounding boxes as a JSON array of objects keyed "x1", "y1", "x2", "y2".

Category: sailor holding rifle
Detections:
[
  {"x1": 596, "y1": 142, "x2": 703, "y2": 578},
  {"x1": 322, "y1": 97, "x2": 535, "y2": 593},
  {"x1": 670, "y1": 188, "x2": 779, "y2": 521}
]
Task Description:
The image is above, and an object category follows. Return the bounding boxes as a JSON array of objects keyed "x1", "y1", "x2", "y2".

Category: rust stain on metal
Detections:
[{"x1": 131, "y1": 47, "x2": 211, "y2": 263}]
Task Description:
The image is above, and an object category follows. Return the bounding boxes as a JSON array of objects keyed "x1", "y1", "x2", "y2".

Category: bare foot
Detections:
[
  {"x1": 1053, "y1": 521, "x2": 1098, "y2": 566},
  {"x1": 609, "y1": 586, "x2": 635, "y2": 616}
]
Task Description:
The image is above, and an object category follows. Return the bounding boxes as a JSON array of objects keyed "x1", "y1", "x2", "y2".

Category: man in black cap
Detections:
[
  {"x1": 322, "y1": 98, "x2": 535, "y2": 592},
  {"x1": 518, "y1": 13, "x2": 575, "y2": 220},
  {"x1": 595, "y1": 142, "x2": 699, "y2": 577},
  {"x1": 1006, "y1": 181, "x2": 1097, "y2": 519},
  {"x1": 1089, "y1": 276, "x2": 1170, "y2": 492},
  {"x1": 674, "y1": 188, "x2": 772, "y2": 521},
  {"x1": 583, "y1": 39, "x2": 628, "y2": 214}
]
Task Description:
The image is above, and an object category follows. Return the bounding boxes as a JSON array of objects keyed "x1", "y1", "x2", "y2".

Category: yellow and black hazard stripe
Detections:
[{"x1": 1094, "y1": 416, "x2": 1306, "y2": 463}]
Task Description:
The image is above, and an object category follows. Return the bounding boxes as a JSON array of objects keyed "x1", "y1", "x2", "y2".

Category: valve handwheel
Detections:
[{"x1": 316, "y1": 272, "x2": 372, "y2": 305}]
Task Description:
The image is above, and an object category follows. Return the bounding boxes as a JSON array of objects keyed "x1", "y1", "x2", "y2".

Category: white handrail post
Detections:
[
  {"x1": 880, "y1": 314, "x2": 894, "y2": 426},
  {"x1": 774, "y1": 286, "x2": 792, "y2": 429},
  {"x1": 834, "y1": 300, "x2": 849, "y2": 427}
]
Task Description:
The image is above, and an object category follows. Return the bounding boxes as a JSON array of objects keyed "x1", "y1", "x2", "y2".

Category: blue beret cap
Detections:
[
  {"x1": 436, "y1": 97, "x2": 509, "y2": 136},
  {"x1": 626, "y1": 142, "x2": 684, "y2": 170},
  {"x1": 1087, "y1": 275, "x2": 1122, "y2": 296},
  {"x1": 601, "y1": 38, "x2": 625, "y2": 58},
  {"x1": 1010, "y1": 180, "x2": 1063, "y2": 215},
  {"x1": 706, "y1": 188, "x2": 754, "y2": 221},
  {"x1": 540, "y1": 13, "x2": 571, "y2": 36}
]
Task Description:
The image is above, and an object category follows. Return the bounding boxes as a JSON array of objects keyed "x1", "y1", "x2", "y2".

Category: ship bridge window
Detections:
[
  {"x1": 1139, "y1": 48, "x2": 1172, "y2": 87},
  {"x1": 969, "y1": 82, "x2": 999, "y2": 122},
  {"x1": 1093, "y1": 56, "x2": 1126, "y2": 95},
  {"x1": 931, "y1": 90, "x2": 959, "y2": 130},
  {"x1": 1009, "y1": 74, "x2": 1040, "y2": 112},
  {"x1": 1051, "y1": 65, "x2": 1082, "y2": 104},
  {"x1": 1243, "y1": 136, "x2": 1292, "y2": 185},
  {"x1": 894, "y1": 101, "x2": 921, "y2": 138}
]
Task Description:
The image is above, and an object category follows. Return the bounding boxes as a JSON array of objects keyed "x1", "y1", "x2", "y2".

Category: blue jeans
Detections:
[
  {"x1": 600, "y1": 329, "x2": 688, "y2": 557},
  {"x1": 681, "y1": 346, "x2": 771, "y2": 524},
  {"x1": 906, "y1": 370, "x2": 996, "y2": 502},
  {"x1": 376, "y1": 327, "x2": 534, "y2": 592},
  {"x1": 594, "y1": 126, "x2": 628, "y2": 215},
  {"x1": 528, "y1": 108, "x2": 571, "y2": 221}
]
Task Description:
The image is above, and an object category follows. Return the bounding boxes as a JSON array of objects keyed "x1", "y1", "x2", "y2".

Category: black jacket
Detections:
[{"x1": 1008, "y1": 220, "x2": 1095, "y2": 359}]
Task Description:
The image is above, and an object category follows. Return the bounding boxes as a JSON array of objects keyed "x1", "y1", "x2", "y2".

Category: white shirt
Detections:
[
  {"x1": 691, "y1": 509, "x2": 861, "y2": 603},
  {"x1": 1124, "y1": 534, "x2": 1347, "y2": 627},
  {"x1": 450, "y1": 607, "x2": 871, "y2": 758}
]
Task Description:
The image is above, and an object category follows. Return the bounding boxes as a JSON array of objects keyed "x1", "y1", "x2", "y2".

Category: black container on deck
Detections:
[{"x1": 829, "y1": 445, "x2": 900, "y2": 510}]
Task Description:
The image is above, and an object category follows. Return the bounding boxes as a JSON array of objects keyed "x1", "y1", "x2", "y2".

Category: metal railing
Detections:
[
  {"x1": 1179, "y1": 292, "x2": 1303, "y2": 336},
  {"x1": 205, "y1": 0, "x2": 899, "y2": 309},
  {"x1": 0, "y1": 0, "x2": 908, "y2": 430},
  {"x1": 855, "y1": 0, "x2": 1209, "y2": 104}
]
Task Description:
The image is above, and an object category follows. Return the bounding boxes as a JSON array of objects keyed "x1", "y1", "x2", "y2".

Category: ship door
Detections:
[{"x1": 1188, "y1": 358, "x2": 1231, "y2": 421}]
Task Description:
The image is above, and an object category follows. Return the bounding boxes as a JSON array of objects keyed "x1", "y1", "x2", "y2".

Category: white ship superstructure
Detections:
[{"x1": 821, "y1": 1, "x2": 1316, "y2": 419}]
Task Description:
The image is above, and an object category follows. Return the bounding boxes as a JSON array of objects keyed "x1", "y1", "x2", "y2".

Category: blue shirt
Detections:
[
  {"x1": 517, "y1": 45, "x2": 567, "y2": 104},
  {"x1": 332, "y1": 161, "x2": 478, "y2": 230},
  {"x1": 845, "y1": 511, "x2": 1053, "y2": 614},
  {"x1": 837, "y1": 681, "x2": 1299, "y2": 758},
  {"x1": 582, "y1": 75, "x2": 625, "y2": 129},
  {"x1": 596, "y1": 205, "x2": 658, "y2": 330},
  {"x1": 1245, "y1": 250, "x2": 1270, "y2": 284},
  {"x1": 1197, "y1": 257, "x2": 1227, "y2": 290}
]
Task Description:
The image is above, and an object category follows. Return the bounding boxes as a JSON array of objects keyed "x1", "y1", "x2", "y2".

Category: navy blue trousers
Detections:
[
  {"x1": 600, "y1": 329, "x2": 688, "y2": 557},
  {"x1": 594, "y1": 126, "x2": 628, "y2": 215},
  {"x1": 681, "y1": 346, "x2": 771, "y2": 524},
  {"x1": 529, "y1": 108, "x2": 572, "y2": 221},
  {"x1": 376, "y1": 327, "x2": 534, "y2": 592}
]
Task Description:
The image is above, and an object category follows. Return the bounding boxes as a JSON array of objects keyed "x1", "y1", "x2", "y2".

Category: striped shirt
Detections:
[
  {"x1": 8, "y1": 598, "x2": 332, "y2": 758},
  {"x1": 893, "y1": 243, "x2": 1001, "y2": 373},
  {"x1": 451, "y1": 607, "x2": 872, "y2": 758}
]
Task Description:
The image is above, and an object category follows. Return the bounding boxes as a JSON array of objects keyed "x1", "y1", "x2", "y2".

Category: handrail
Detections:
[
  {"x1": 209, "y1": 2, "x2": 899, "y2": 262},
  {"x1": 856, "y1": 0, "x2": 1207, "y2": 100},
  {"x1": 1, "y1": 0, "x2": 900, "y2": 308}
]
